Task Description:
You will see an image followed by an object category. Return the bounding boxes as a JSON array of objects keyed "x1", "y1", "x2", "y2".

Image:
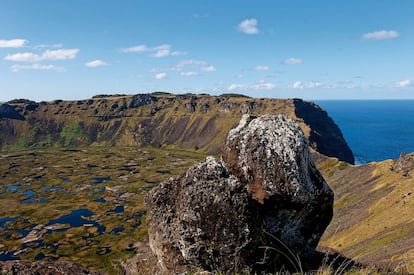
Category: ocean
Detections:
[{"x1": 316, "y1": 100, "x2": 414, "y2": 165}]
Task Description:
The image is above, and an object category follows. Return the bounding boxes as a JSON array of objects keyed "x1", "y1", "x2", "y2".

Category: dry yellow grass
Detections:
[{"x1": 316, "y1": 152, "x2": 414, "y2": 271}]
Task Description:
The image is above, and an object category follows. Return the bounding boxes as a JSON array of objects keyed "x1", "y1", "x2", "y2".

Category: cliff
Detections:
[{"x1": 0, "y1": 93, "x2": 354, "y2": 164}]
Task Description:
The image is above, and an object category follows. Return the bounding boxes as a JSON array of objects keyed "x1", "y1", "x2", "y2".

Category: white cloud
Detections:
[
  {"x1": 171, "y1": 51, "x2": 187, "y2": 56},
  {"x1": 228, "y1": 84, "x2": 248, "y2": 91},
  {"x1": 4, "y1": 48, "x2": 79, "y2": 62},
  {"x1": 252, "y1": 81, "x2": 275, "y2": 90},
  {"x1": 41, "y1": 49, "x2": 79, "y2": 60},
  {"x1": 175, "y1": 59, "x2": 208, "y2": 69},
  {"x1": 180, "y1": 71, "x2": 199, "y2": 76},
  {"x1": 394, "y1": 79, "x2": 411, "y2": 88},
  {"x1": 254, "y1": 65, "x2": 269, "y2": 71},
  {"x1": 290, "y1": 81, "x2": 303, "y2": 89},
  {"x1": 150, "y1": 44, "x2": 171, "y2": 58},
  {"x1": 122, "y1": 44, "x2": 185, "y2": 58},
  {"x1": 238, "y1": 18, "x2": 259, "y2": 34},
  {"x1": 85, "y1": 59, "x2": 107, "y2": 68},
  {"x1": 307, "y1": 81, "x2": 323, "y2": 88},
  {"x1": 289, "y1": 81, "x2": 325, "y2": 89},
  {"x1": 5, "y1": 52, "x2": 40, "y2": 62},
  {"x1": 121, "y1": 45, "x2": 149, "y2": 53},
  {"x1": 283, "y1": 58, "x2": 303, "y2": 65},
  {"x1": 362, "y1": 30, "x2": 399, "y2": 40},
  {"x1": 201, "y1": 65, "x2": 216, "y2": 72},
  {"x1": 11, "y1": 63, "x2": 64, "y2": 72},
  {"x1": 155, "y1": 72, "x2": 167, "y2": 80},
  {"x1": 34, "y1": 43, "x2": 63, "y2": 49},
  {"x1": 336, "y1": 80, "x2": 359, "y2": 89},
  {"x1": 0, "y1": 39, "x2": 26, "y2": 48}
]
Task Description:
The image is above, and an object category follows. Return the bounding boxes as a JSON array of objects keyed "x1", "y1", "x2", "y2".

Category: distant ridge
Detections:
[{"x1": 0, "y1": 93, "x2": 354, "y2": 164}]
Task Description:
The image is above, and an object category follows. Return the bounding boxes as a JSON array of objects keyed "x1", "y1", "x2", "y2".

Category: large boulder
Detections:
[{"x1": 145, "y1": 114, "x2": 334, "y2": 273}]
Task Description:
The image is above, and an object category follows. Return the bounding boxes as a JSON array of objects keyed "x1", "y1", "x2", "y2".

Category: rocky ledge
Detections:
[{"x1": 145, "y1": 114, "x2": 334, "y2": 274}]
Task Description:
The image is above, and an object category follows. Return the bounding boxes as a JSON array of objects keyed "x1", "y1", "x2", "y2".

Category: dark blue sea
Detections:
[{"x1": 316, "y1": 100, "x2": 414, "y2": 165}]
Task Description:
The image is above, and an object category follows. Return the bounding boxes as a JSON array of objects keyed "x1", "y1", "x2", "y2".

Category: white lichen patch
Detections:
[{"x1": 226, "y1": 114, "x2": 329, "y2": 202}]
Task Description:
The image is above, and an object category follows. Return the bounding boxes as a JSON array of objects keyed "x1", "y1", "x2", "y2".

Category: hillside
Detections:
[
  {"x1": 0, "y1": 93, "x2": 354, "y2": 164},
  {"x1": 315, "y1": 152, "x2": 414, "y2": 273}
]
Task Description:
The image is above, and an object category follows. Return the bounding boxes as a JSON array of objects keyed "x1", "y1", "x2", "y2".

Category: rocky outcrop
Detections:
[
  {"x1": 391, "y1": 152, "x2": 414, "y2": 177},
  {"x1": 146, "y1": 114, "x2": 334, "y2": 273},
  {"x1": 0, "y1": 104, "x2": 25, "y2": 120},
  {"x1": 293, "y1": 99, "x2": 354, "y2": 164},
  {"x1": 128, "y1": 94, "x2": 158, "y2": 108}
]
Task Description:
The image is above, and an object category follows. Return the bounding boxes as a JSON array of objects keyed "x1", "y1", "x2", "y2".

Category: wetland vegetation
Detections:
[{"x1": 0, "y1": 146, "x2": 207, "y2": 272}]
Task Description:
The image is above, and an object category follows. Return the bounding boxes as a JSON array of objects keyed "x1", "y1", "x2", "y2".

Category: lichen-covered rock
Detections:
[
  {"x1": 146, "y1": 114, "x2": 334, "y2": 273},
  {"x1": 146, "y1": 157, "x2": 257, "y2": 273},
  {"x1": 223, "y1": 114, "x2": 333, "y2": 253}
]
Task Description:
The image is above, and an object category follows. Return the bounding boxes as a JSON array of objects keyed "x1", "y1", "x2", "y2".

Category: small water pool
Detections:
[
  {"x1": 47, "y1": 208, "x2": 105, "y2": 233},
  {"x1": 90, "y1": 177, "x2": 111, "y2": 184}
]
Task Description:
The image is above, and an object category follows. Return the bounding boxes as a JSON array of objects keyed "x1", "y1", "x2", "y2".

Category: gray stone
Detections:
[{"x1": 146, "y1": 114, "x2": 334, "y2": 273}]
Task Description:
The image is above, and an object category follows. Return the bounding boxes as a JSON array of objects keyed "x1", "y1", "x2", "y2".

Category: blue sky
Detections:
[{"x1": 1, "y1": 0, "x2": 414, "y2": 101}]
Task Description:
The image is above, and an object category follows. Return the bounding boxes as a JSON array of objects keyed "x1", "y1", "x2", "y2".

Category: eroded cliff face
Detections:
[
  {"x1": 294, "y1": 99, "x2": 354, "y2": 164},
  {"x1": 145, "y1": 115, "x2": 334, "y2": 274},
  {"x1": 0, "y1": 94, "x2": 353, "y2": 163}
]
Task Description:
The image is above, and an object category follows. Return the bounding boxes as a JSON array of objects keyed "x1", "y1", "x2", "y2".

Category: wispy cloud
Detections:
[
  {"x1": 227, "y1": 81, "x2": 275, "y2": 91},
  {"x1": 180, "y1": 71, "x2": 199, "y2": 77},
  {"x1": 120, "y1": 45, "x2": 149, "y2": 53},
  {"x1": 290, "y1": 80, "x2": 324, "y2": 89},
  {"x1": 290, "y1": 81, "x2": 303, "y2": 89},
  {"x1": 283, "y1": 58, "x2": 303, "y2": 65},
  {"x1": 121, "y1": 44, "x2": 186, "y2": 58},
  {"x1": 238, "y1": 18, "x2": 259, "y2": 34},
  {"x1": 85, "y1": 59, "x2": 107, "y2": 68},
  {"x1": 201, "y1": 65, "x2": 216, "y2": 72},
  {"x1": 171, "y1": 51, "x2": 187, "y2": 56},
  {"x1": 4, "y1": 52, "x2": 40, "y2": 62},
  {"x1": 307, "y1": 81, "x2": 323, "y2": 88},
  {"x1": 33, "y1": 43, "x2": 63, "y2": 49},
  {"x1": 254, "y1": 65, "x2": 269, "y2": 71},
  {"x1": 41, "y1": 49, "x2": 79, "y2": 60},
  {"x1": 362, "y1": 30, "x2": 399, "y2": 40},
  {"x1": 174, "y1": 59, "x2": 208, "y2": 69},
  {"x1": 11, "y1": 63, "x2": 64, "y2": 72},
  {"x1": 4, "y1": 48, "x2": 79, "y2": 62},
  {"x1": 394, "y1": 79, "x2": 411, "y2": 88},
  {"x1": 228, "y1": 83, "x2": 248, "y2": 91},
  {"x1": 149, "y1": 44, "x2": 171, "y2": 58},
  {"x1": 155, "y1": 72, "x2": 167, "y2": 80},
  {"x1": 252, "y1": 80, "x2": 275, "y2": 90},
  {"x1": 0, "y1": 39, "x2": 26, "y2": 48}
]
